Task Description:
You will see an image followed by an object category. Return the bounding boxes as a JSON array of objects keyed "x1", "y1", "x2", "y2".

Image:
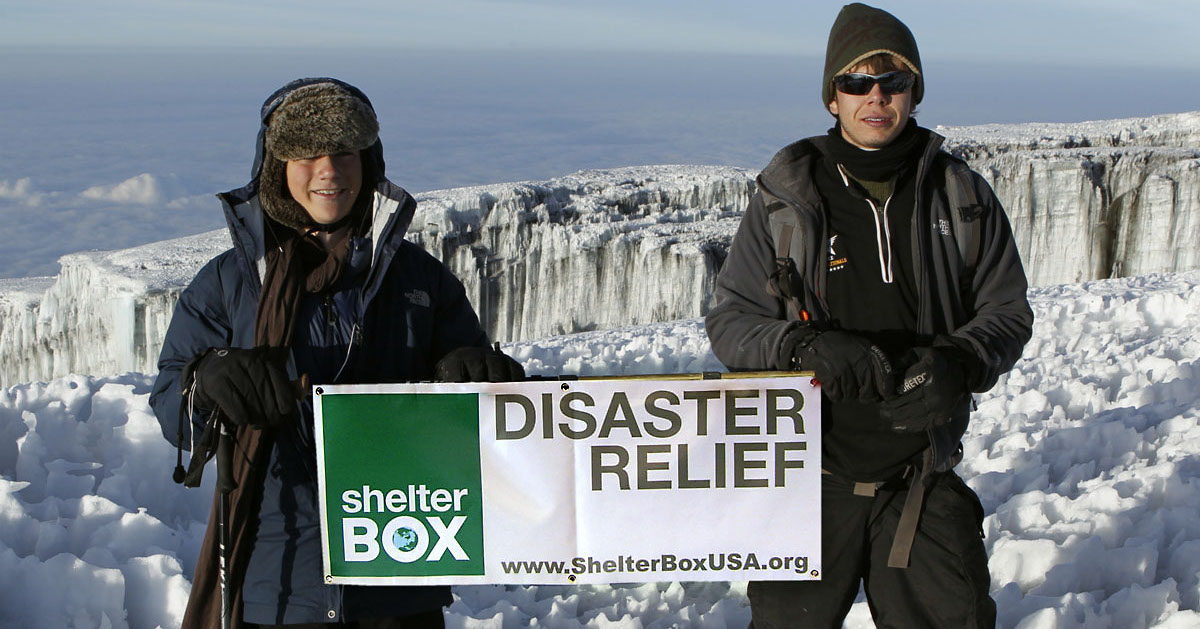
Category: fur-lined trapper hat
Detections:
[
  {"x1": 822, "y1": 3, "x2": 923, "y2": 106},
  {"x1": 258, "y1": 81, "x2": 380, "y2": 230}
]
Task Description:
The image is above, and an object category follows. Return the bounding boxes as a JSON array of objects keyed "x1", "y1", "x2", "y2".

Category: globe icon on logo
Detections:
[{"x1": 392, "y1": 527, "x2": 419, "y2": 552}]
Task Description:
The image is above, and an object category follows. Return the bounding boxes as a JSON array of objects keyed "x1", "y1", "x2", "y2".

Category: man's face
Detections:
[
  {"x1": 827, "y1": 63, "x2": 914, "y2": 150},
  {"x1": 285, "y1": 151, "x2": 363, "y2": 225}
]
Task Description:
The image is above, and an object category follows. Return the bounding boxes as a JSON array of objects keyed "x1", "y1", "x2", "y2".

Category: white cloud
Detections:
[
  {"x1": 165, "y1": 193, "x2": 217, "y2": 211},
  {"x1": 0, "y1": 178, "x2": 46, "y2": 207},
  {"x1": 79, "y1": 174, "x2": 163, "y2": 205}
]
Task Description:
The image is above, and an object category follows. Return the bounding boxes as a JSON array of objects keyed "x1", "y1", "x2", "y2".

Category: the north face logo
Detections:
[{"x1": 405, "y1": 290, "x2": 431, "y2": 307}]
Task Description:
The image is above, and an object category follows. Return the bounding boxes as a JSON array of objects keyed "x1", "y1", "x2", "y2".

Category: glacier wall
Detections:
[
  {"x1": 408, "y1": 166, "x2": 753, "y2": 341},
  {"x1": 0, "y1": 167, "x2": 752, "y2": 385},
  {"x1": 970, "y1": 147, "x2": 1200, "y2": 285},
  {"x1": 938, "y1": 111, "x2": 1200, "y2": 286},
  {"x1": 1, "y1": 112, "x2": 1198, "y2": 384},
  {"x1": 0, "y1": 230, "x2": 231, "y2": 386}
]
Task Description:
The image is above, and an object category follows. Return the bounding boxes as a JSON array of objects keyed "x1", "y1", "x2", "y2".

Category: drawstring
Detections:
[
  {"x1": 172, "y1": 358, "x2": 226, "y2": 489},
  {"x1": 173, "y1": 367, "x2": 201, "y2": 484},
  {"x1": 173, "y1": 407, "x2": 187, "y2": 484}
]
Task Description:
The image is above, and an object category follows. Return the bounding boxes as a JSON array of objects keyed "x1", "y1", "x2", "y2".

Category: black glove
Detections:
[
  {"x1": 435, "y1": 344, "x2": 526, "y2": 383},
  {"x1": 779, "y1": 325, "x2": 895, "y2": 403},
  {"x1": 879, "y1": 345, "x2": 969, "y2": 433},
  {"x1": 188, "y1": 347, "x2": 295, "y2": 428}
]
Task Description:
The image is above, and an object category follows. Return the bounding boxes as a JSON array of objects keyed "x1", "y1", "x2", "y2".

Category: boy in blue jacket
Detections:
[{"x1": 151, "y1": 78, "x2": 522, "y2": 628}]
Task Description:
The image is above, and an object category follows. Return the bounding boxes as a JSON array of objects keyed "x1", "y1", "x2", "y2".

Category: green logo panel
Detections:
[{"x1": 320, "y1": 392, "x2": 484, "y2": 577}]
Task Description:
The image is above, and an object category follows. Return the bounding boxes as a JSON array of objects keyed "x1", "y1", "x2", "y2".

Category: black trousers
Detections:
[
  {"x1": 748, "y1": 470, "x2": 995, "y2": 629},
  {"x1": 251, "y1": 608, "x2": 445, "y2": 629}
]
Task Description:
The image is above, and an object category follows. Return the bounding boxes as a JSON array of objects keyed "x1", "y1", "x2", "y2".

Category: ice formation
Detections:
[{"x1": 0, "y1": 112, "x2": 1197, "y2": 385}]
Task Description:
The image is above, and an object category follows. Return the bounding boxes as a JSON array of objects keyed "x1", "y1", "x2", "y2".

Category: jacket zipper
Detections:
[
  {"x1": 909, "y1": 147, "x2": 943, "y2": 466},
  {"x1": 322, "y1": 294, "x2": 337, "y2": 334},
  {"x1": 835, "y1": 163, "x2": 895, "y2": 284}
]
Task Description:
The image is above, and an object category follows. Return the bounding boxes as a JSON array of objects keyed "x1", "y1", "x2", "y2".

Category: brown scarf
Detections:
[
  {"x1": 256, "y1": 225, "x2": 356, "y2": 346},
  {"x1": 183, "y1": 219, "x2": 357, "y2": 629}
]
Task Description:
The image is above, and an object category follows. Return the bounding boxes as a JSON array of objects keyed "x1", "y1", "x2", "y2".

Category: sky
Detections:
[
  {"x1": 2, "y1": 1, "x2": 1199, "y2": 279},
  {"x1": 4, "y1": 0, "x2": 1199, "y2": 69}
]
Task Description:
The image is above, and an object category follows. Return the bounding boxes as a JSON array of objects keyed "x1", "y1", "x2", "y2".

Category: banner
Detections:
[{"x1": 314, "y1": 374, "x2": 821, "y2": 585}]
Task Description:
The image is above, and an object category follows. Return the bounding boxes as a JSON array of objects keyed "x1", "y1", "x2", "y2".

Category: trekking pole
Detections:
[
  {"x1": 216, "y1": 420, "x2": 236, "y2": 629},
  {"x1": 209, "y1": 374, "x2": 308, "y2": 629}
]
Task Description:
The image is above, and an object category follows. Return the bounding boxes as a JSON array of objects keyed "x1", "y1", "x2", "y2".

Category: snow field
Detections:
[
  {"x1": 0, "y1": 271, "x2": 1197, "y2": 627},
  {"x1": 0, "y1": 376, "x2": 208, "y2": 628},
  {"x1": 964, "y1": 272, "x2": 1200, "y2": 629}
]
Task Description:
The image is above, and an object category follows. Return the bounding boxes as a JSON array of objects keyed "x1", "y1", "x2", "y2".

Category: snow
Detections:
[
  {"x1": 2, "y1": 270, "x2": 1198, "y2": 628},
  {"x1": 936, "y1": 111, "x2": 1200, "y2": 155}
]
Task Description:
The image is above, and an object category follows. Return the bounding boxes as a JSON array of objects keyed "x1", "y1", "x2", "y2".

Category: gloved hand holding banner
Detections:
[{"x1": 313, "y1": 373, "x2": 821, "y2": 585}]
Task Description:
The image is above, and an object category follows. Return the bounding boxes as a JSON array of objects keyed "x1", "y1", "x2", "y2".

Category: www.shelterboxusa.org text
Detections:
[{"x1": 500, "y1": 552, "x2": 812, "y2": 576}]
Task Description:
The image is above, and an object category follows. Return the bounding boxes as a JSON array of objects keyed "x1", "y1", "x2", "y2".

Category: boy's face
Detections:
[
  {"x1": 285, "y1": 151, "x2": 363, "y2": 225},
  {"x1": 827, "y1": 61, "x2": 915, "y2": 150}
]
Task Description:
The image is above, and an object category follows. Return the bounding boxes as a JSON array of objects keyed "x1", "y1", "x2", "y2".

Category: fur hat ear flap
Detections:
[{"x1": 258, "y1": 151, "x2": 312, "y2": 231}]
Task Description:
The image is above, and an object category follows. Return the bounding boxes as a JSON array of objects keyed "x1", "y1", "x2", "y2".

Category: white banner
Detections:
[{"x1": 315, "y1": 374, "x2": 822, "y2": 585}]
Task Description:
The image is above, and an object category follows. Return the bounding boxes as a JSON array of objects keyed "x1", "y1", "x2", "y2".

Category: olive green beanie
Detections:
[{"x1": 822, "y1": 3, "x2": 923, "y2": 106}]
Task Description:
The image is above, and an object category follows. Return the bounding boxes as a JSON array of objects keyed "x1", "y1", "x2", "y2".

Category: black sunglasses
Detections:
[{"x1": 832, "y1": 71, "x2": 915, "y2": 96}]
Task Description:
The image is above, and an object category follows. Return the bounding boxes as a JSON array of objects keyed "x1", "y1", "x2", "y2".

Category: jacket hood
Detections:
[{"x1": 756, "y1": 136, "x2": 828, "y2": 212}]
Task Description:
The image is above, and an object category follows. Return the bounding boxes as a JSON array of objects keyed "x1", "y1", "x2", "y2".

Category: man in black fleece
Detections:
[{"x1": 705, "y1": 4, "x2": 1033, "y2": 627}]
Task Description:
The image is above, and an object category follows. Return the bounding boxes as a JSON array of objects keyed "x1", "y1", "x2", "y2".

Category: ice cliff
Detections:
[
  {"x1": 409, "y1": 166, "x2": 753, "y2": 342},
  {"x1": 0, "y1": 231, "x2": 230, "y2": 385},
  {"x1": 939, "y1": 111, "x2": 1200, "y2": 285},
  {"x1": 2, "y1": 112, "x2": 1198, "y2": 384}
]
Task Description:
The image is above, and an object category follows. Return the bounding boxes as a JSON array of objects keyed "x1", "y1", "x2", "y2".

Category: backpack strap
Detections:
[
  {"x1": 765, "y1": 217, "x2": 809, "y2": 322},
  {"x1": 940, "y1": 158, "x2": 986, "y2": 276},
  {"x1": 886, "y1": 448, "x2": 935, "y2": 568}
]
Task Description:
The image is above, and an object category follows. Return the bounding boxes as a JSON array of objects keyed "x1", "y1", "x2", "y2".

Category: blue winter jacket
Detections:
[{"x1": 150, "y1": 80, "x2": 489, "y2": 625}]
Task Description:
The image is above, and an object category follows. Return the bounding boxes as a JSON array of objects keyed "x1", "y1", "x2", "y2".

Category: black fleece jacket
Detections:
[{"x1": 705, "y1": 126, "x2": 1033, "y2": 478}]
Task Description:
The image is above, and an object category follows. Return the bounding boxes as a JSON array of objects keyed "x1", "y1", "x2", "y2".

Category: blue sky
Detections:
[{"x1": 4, "y1": 0, "x2": 1197, "y2": 68}]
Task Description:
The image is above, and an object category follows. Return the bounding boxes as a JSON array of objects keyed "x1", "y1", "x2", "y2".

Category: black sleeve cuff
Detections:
[{"x1": 932, "y1": 335, "x2": 987, "y2": 392}]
